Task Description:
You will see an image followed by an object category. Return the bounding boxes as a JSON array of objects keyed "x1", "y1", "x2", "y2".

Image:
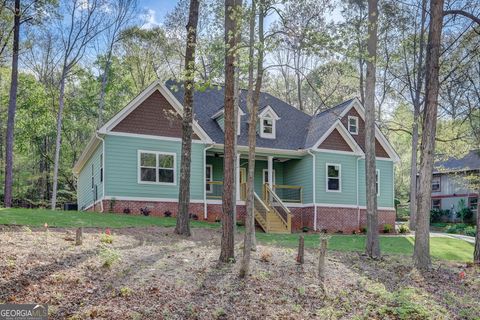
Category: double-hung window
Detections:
[
  {"x1": 431, "y1": 199, "x2": 441, "y2": 210},
  {"x1": 348, "y1": 116, "x2": 359, "y2": 135},
  {"x1": 431, "y1": 176, "x2": 441, "y2": 192},
  {"x1": 326, "y1": 164, "x2": 341, "y2": 192},
  {"x1": 139, "y1": 151, "x2": 176, "y2": 184}
]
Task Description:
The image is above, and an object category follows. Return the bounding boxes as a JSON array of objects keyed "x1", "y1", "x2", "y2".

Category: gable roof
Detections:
[{"x1": 434, "y1": 150, "x2": 480, "y2": 173}]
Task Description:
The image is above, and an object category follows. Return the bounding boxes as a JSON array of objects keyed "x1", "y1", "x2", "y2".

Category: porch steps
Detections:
[{"x1": 253, "y1": 190, "x2": 291, "y2": 234}]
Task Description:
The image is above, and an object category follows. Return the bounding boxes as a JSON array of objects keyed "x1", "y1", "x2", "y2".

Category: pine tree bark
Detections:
[
  {"x1": 220, "y1": 0, "x2": 242, "y2": 263},
  {"x1": 239, "y1": 0, "x2": 265, "y2": 277},
  {"x1": 414, "y1": 0, "x2": 444, "y2": 270},
  {"x1": 175, "y1": 0, "x2": 200, "y2": 237},
  {"x1": 297, "y1": 235, "x2": 305, "y2": 264},
  {"x1": 475, "y1": 193, "x2": 480, "y2": 264},
  {"x1": 3, "y1": 0, "x2": 21, "y2": 208},
  {"x1": 364, "y1": 0, "x2": 380, "y2": 258}
]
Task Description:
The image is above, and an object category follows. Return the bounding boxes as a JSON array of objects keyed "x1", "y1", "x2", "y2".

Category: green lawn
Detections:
[
  {"x1": 0, "y1": 208, "x2": 474, "y2": 262},
  {"x1": 0, "y1": 207, "x2": 218, "y2": 229}
]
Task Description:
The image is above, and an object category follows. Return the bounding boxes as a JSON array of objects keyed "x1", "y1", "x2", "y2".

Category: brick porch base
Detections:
[{"x1": 86, "y1": 199, "x2": 395, "y2": 233}]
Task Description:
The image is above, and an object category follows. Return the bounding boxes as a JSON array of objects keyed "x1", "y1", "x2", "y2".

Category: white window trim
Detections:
[
  {"x1": 376, "y1": 169, "x2": 380, "y2": 196},
  {"x1": 262, "y1": 169, "x2": 276, "y2": 185},
  {"x1": 431, "y1": 198, "x2": 441, "y2": 210},
  {"x1": 326, "y1": 163, "x2": 341, "y2": 192},
  {"x1": 137, "y1": 150, "x2": 177, "y2": 185},
  {"x1": 260, "y1": 114, "x2": 276, "y2": 139},
  {"x1": 431, "y1": 176, "x2": 441, "y2": 193},
  {"x1": 348, "y1": 116, "x2": 359, "y2": 135},
  {"x1": 206, "y1": 164, "x2": 213, "y2": 193},
  {"x1": 237, "y1": 113, "x2": 242, "y2": 136}
]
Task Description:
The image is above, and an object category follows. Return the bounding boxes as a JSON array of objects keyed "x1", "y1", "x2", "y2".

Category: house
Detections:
[
  {"x1": 430, "y1": 150, "x2": 479, "y2": 218},
  {"x1": 73, "y1": 80, "x2": 400, "y2": 233}
]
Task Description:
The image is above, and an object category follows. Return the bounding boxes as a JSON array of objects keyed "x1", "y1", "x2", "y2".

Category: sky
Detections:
[{"x1": 137, "y1": 0, "x2": 177, "y2": 28}]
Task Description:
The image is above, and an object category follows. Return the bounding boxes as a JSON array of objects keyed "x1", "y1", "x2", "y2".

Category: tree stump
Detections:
[
  {"x1": 75, "y1": 227, "x2": 83, "y2": 246},
  {"x1": 318, "y1": 235, "x2": 328, "y2": 292},
  {"x1": 296, "y1": 235, "x2": 305, "y2": 265}
]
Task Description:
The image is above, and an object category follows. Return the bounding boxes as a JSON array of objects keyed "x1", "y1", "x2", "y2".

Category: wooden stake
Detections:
[
  {"x1": 75, "y1": 227, "x2": 83, "y2": 246},
  {"x1": 296, "y1": 235, "x2": 304, "y2": 264},
  {"x1": 318, "y1": 235, "x2": 328, "y2": 291}
]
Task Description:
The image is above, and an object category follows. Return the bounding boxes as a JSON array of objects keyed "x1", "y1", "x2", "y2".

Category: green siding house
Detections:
[{"x1": 74, "y1": 80, "x2": 399, "y2": 233}]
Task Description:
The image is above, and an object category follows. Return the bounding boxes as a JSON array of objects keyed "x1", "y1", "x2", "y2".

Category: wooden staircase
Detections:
[{"x1": 253, "y1": 185, "x2": 292, "y2": 234}]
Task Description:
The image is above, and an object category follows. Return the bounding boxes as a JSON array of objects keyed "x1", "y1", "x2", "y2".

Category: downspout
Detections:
[
  {"x1": 357, "y1": 156, "x2": 361, "y2": 229},
  {"x1": 203, "y1": 144, "x2": 214, "y2": 219},
  {"x1": 307, "y1": 150, "x2": 317, "y2": 231},
  {"x1": 95, "y1": 132, "x2": 105, "y2": 213}
]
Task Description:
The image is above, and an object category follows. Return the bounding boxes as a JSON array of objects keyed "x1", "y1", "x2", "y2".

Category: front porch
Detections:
[{"x1": 205, "y1": 151, "x2": 306, "y2": 233}]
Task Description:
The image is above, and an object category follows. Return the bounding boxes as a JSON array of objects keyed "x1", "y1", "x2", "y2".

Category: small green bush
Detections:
[
  {"x1": 398, "y1": 224, "x2": 410, "y2": 234},
  {"x1": 383, "y1": 224, "x2": 394, "y2": 233},
  {"x1": 99, "y1": 246, "x2": 121, "y2": 268},
  {"x1": 430, "y1": 209, "x2": 450, "y2": 223},
  {"x1": 464, "y1": 226, "x2": 476, "y2": 237},
  {"x1": 444, "y1": 223, "x2": 476, "y2": 236}
]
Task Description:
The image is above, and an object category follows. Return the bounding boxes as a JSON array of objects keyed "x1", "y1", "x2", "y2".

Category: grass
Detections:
[
  {"x1": 0, "y1": 208, "x2": 474, "y2": 262},
  {"x1": 256, "y1": 233, "x2": 474, "y2": 262},
  {"x1": 0, "y1": 207, "x2": 218, "y2": 229}
]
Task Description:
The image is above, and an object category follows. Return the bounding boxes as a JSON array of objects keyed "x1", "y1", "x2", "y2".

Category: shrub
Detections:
[
  {"x1": 119, "y1": 287, "x2": 132, "y2": 297},
  {"x1": 398, "y1": 224, "x2": 410, "y2": 234},
  {"x1": 99, "y1": 247, "x2": 121, "y2": 268},
  {"x1": 445, "y1": 223, "x2": 476, "y2": 236},
  {"x1": 163, "y1": 210, "x2": 172, "y2": 217},
  {"x1": 383, "y1": 224, "x2": 394, "y2": 233},
  {"x1": 430, "y1": 209, "x2": 449, "y2": 223},
  {"x1": 140, "y1": 207, "x2": 151, "y2": 216},
  {"x1": 457, "y1": 208, "x2": 474, "y2": 222},
  {"x1": 465, "y1": 226, "x2": 476, "y2": 237},
  {"x1": 190, "y1": 213, "x2": 199, "y2": 220},
  {"x1": 302, "y1": 226, "x2": 309, "y2": 233},
  {"x1": 123, "y1": 207, "x2": 131, "y2": 214},
  {"x1": 100, "y1": 233, "x2": 113, "y2": 244},
  {"x1": 361, "y1": 227, "x2": 367, "y2": 234}
]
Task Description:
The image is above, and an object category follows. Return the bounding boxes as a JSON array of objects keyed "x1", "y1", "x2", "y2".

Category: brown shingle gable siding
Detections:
[
  {"x1": 340, "y1": 107, "x2": 389, "y2": 158},
  {"x1": 318, "y1": 128, "x2": 353, "y2": 152},
  {"x1": 112, "y1": 90, "x2": 199, "y2": 139}
]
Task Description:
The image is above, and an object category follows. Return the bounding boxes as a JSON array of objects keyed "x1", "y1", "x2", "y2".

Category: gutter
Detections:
[
  {"x1": 95, "y1": 132, "x2": 106, "y2": 213},
  {"x1": 307, "y1": 150, "x2": 317, "y2": 231},
  {"x1": 203, "y1": 143, "x2": 215, "y2": 219}
]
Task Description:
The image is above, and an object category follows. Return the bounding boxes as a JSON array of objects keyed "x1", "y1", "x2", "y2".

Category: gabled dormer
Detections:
[
  {"x1": 211, "y1": 107, "x2": 245, "y2": 135},
  {"x1": 258, "y1": 105, "x2": 280, "y2": 139}
]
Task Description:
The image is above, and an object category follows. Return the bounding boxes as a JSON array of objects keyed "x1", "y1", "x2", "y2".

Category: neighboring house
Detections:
[
  {"x1": 73, "y1": 80, "x2": 399, "y2": 233},
  {"x1": 431, "y1": 150, "x2": 479, "y2": 218}
]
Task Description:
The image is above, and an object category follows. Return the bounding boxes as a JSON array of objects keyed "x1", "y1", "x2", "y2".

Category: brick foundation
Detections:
[{"x1": 86, "y1": 199, "x2": 395, "y2": 233}]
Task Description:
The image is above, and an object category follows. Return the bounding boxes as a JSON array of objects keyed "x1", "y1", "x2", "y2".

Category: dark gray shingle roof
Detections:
[
  {"x1": 166, "y1": 80, "x2": 354, "y2": 150},
  {"x1": 434, "y1": 150, "x2": 480, "y2": 173}
]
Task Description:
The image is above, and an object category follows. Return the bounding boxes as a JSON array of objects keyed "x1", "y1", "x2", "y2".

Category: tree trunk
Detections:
[
  {"x1": 364, "y1": 0, "x2": 380, "y2": 258},
  {"x1": 220, "y1": 0, "x2": 242, "y2": 263},
  {"x1": 239, "y1": 0, "x2": 265, "y2": 278},
  {"x1": 409, "y1": 0, "x2": 427, "y2": 231},
  {"x1": 75, "y1": 227, "x2": 83, "y2": 246},
  {"x1": 51, "y1": 67, "x2": 68, "y2": 210},
  {"x1": 295, "y1": 53, "x2": 303, "y2": 111},
  {"x1": 475, "y1": 191, "x2": 480, "y2": 265},
  {"x1": 3, "y1": 0, "x2": 20, "y2": 208},
  {"x1": 175, "y1": 0, "x2": 200, "y2": 237},
  {"x1": 414, "y1": 0, "x2": 444, "y2": 270},
  {"x1": 98, "y1": 49, "x2": 113, "y2": 128},
  {"x1": 318, "y1": 235, "x2": 328, "y2": 291}
]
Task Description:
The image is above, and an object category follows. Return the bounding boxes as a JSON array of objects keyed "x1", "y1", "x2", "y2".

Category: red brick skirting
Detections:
[{"x1": 86, "y1": 199, "x2": 395, "y2": 233}]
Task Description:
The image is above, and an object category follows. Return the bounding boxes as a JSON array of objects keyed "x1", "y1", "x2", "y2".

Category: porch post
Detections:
[
  {"x1": 268, "y1": 156, "x2": 273, "y2": 188},
  {"x1": 236, "y1": 153, "x2": 241, "y2": 201}
]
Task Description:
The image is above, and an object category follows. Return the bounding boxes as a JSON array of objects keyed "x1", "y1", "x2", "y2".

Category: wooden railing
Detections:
[
  {"x1": 272, "y1": 184, "x2": 303, "y2": 203},
  {"x1": 263, "y1": 183, "x2": 291, "y2": 231},
  {"x1": 253, "y1": 192, "x2": 270, "y2": 231},
  {"x1": 206, "y1": 181, "x2": 223, "y2": 199}
]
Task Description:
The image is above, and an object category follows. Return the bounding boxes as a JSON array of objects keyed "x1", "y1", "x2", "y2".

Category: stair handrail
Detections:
[{"x1": 264, "y1": 183, "x2": 291, "y2": 230}]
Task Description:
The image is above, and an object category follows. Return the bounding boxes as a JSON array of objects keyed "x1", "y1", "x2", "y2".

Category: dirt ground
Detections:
[{"x1": 0, "y1": 226, "x2": 479, "y2": 320}]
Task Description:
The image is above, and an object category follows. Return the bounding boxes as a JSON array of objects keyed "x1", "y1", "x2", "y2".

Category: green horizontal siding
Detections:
[
  {"x1": 105, "y1": 135, "x2": 204, "y2": 200},
  {"x1": 283, "y1": 156, "x2": 313, "y2": 203},
  {"x1": 77, "y1": 143, "x2": 103, "y2": 210},
  {"x1": 358, "y1": 159, "x2": 394, "y2": 208}
]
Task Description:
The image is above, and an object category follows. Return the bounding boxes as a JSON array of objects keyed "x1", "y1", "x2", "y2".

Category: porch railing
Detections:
[
  {"x1": 263, "y1": 183, "x2": 291, "y2": 230},
  {"x1": 206, "y1": 181, "x2": 247, "y2": 200},
  {"x1": 272, "y1": 184, "x2": 303, "y2": 203}
]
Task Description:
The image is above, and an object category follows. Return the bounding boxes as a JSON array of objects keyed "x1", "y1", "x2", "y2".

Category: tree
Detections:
[
  {"x1": 413, "y1": 0, "x2": 444, "y2": 269},
  {"x1": 219, "y1": 0, "x2": 242, "y2": 263},
  {"x1": 240, "y1": 0, "x2": 265, "y2": 278},
  {"x1": 51, "y1": 0, "x2": 105, "y2": 210},
  {"x1": 175, "y1": 0, "x2": 200, "y2": 237},
  {"x1": 364, "y1": 0, "x2": 380, "y2": 258},
  {"x1": 4, "y1": 0, "x2": 21, "y2": 208}
]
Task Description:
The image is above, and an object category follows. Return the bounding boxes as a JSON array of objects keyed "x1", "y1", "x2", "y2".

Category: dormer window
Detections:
[
  {"x1": 348, "y1": 116, "x2": 359, "y2": 135},
  {"x1": 259, "y1": 106, "x2": 279, "y2": 139}
]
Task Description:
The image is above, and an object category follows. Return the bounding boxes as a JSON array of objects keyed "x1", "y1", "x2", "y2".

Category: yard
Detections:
[{"x1": 0, "y1": 208, "x2": 479, "y2": 319}]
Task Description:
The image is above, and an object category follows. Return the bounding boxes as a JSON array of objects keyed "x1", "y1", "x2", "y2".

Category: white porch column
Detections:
[
  {"x1": 236, "y1": 153, "x2": 241, "y2": 201},
  {"x1": 267, "y1": 156, "x2": 273, "y2": 188}
]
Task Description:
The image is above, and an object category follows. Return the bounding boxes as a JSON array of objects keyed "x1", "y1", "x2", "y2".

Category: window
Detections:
[
  {"x1": 206, "y1": 164, "x2": 213, "y2": 193},
  {"x1": 431, "y1": 176, "x2": 441, "y2": 192},
  {"x1": 326, "y1": 164, "x2": 341, "y2": 192},
  {"x1": 376, "y1": 169, "x2": 380, "y2": 196},
  {"x1": 100, "y1": 154, "x2": 103, "y2": 183},
  {"x1": 260, "y1": 117, "x2": 275, "y2": 138},
  {"x1": 469, "y1": 197, "x2": 478, "y2": 211},
  {"x1": 138, "y1": 151, "x2": 176, "y2": 184},
  {"x1": 431, "y1": 199, "x2": 441, "y2": 210},
  {"x1": 91, "y1": 164, "x2": 94, "y2": 189},
  {"x1": 262, "y1": 169, "x2": 276, "y2": 185},
  {"x1": 348, "y1": 116, "x2": 359, "y2": 135}
]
